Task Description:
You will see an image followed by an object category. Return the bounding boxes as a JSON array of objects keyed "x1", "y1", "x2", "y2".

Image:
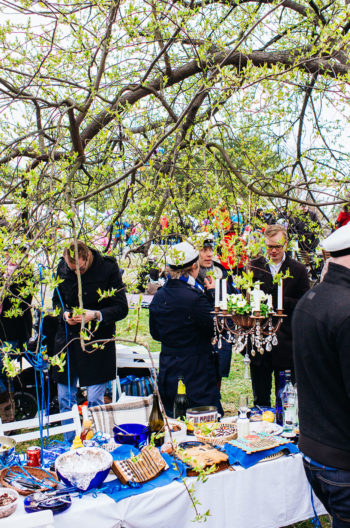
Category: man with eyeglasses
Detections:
[{"x1": 248, "y1": 224, "x2": 309, "y2": 406}]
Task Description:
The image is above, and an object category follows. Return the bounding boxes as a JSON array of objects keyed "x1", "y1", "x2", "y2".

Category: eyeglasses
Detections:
[{"x1": 266, "y1": 244, "x2": 284, "y2": 250}]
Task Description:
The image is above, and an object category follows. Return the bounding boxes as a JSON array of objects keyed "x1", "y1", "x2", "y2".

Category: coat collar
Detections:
[{"x1": 324, "y1": 262, "x2": 350, "y2": 287}]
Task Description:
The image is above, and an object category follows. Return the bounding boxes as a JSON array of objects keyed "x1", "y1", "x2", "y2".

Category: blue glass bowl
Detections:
[
  {"x1": 113, "y1": 423, "x2": 149, "y2": 448},
  {"x1": 55, "y1": 448, "x2": 113, "y2": 492},
  {"x1": 56, "y1": 466, "x2": 111, "y2": 492},
  {"x1": 0, "y1": 436, "x2": 16, "y2": 465}
]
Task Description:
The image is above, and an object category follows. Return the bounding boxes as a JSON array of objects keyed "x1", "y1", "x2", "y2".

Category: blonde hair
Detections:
[
  {"x1": 264, "y1": 224, "x2": 287, "y2": 242},
  {"x1": 166, "y1": 261, "x2": 199, "y2": 279}
]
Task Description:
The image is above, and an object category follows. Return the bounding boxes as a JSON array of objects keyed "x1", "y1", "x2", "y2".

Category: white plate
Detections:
[{"x1": 249, "y1": 421, "x2": 283, "y2": 436}]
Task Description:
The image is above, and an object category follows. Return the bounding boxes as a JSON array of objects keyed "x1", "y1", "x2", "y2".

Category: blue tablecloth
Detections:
[
  {"x1": 102, "y1": 445, "x2": 186, "y2": 502},
  {"x1": 224, "y1": 441, "x2": 299, "y2": 469}
]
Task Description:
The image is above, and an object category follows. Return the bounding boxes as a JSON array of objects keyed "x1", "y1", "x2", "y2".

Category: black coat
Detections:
[
  {"x1": 249, "y1": 254, "x2": 309, "y2": 370},
  {"x1": 52, "y1": 250, "x2": 128, "y2": 386},
  {"x1": 293, "y1": 263, "x2": 350, "y2": 469},
  {"x1": 0, "y1": 267, "x2": 33, "y2": 346},
  {"x1": 289, "y1": 210, "x2": 320, "y2": 252},
  {"x1": 149, "y1": 279, "x2": 220, "y2": 416}
]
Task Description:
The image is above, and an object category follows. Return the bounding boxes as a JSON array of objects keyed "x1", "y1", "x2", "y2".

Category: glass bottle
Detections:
[
  {"x1": 173, "y1": 377, "x2": 189, "y2": 420},
  {"x1": 282, "y1": 370, "x2": 297, "y2": 435},
  {"x1": 149, "y1": 392, "x2": 165, "y2": 446},
  {"x1": 275, "y1": 371, "x2": 286, "y2": 426},
  {"x1": 236, "y1": 411, "x2": 250, "y2": 438},
  {"x1": 80, "y1": 419, "x2": 94, "y2": 442}
]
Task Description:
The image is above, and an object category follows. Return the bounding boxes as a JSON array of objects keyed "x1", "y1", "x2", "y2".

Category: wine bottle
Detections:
[
  {"x1": 275, "y1": 371, "x2": 286, "y2": 425},
  {"x1": 173, "y1": 377, "x2": 189, "y2": 420},
  {"x1": 149, "y1": 392, "x2": 165, "y2": 446}
]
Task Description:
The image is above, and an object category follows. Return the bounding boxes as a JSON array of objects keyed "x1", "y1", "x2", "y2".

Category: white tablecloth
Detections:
[{"x1": 13, "y1": 453, "x2": 326, "y2": 528}]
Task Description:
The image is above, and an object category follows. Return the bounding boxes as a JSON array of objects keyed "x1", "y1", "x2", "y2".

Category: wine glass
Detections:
[{"x1": 238, "y1": 395, "x2": 249, "y2": 415}]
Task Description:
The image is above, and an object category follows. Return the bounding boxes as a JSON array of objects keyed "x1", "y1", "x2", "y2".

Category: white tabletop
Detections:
[{"x1": 11, "y1": 453, "x2": 326, "y2": 528}]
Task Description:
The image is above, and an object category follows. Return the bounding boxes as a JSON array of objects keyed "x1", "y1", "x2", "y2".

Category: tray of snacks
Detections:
[
  {"x1": 228, "y1": 432, "x2": 289, "y2": 454},
  {"x1": 112, "y1": 445, "x2": 168, "y2": 485},
  {"x1": 0, "y1": 466, "x2": 59, "y2": 496},
  {"x1": 194, "y1": 422, "x2": 237, "y2": 446},
  {"x1": 176, "y1": 441, "x2": 230, "y2": 476}
]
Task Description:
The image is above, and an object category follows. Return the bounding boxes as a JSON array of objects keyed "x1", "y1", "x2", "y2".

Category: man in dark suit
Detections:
[{"x1": 249, "y1": 224, "x2": 309, "y2": 406}]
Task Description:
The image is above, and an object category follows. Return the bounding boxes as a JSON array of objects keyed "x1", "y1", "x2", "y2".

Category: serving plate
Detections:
[{"x1": 249, "y1": 421, "x2": 283, "y2": 436}]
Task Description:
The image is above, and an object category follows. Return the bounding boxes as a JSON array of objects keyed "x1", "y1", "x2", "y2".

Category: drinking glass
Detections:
[{"x1": 238, "y1": 395, "x2": 249, "y2": 414}]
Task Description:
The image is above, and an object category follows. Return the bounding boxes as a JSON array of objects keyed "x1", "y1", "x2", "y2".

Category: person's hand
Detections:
[
  {"x1": 64, "y1": 310, "x2": 100, "y2": 324},
  {"x1": 64, "y1": 311, "x2": 79, "y2": 325},
  {"x1": 204, "y1": 276, "x2": 215, "y2": 290}
]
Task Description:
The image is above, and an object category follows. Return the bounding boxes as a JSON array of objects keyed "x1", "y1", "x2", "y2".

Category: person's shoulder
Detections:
[
  {"x1": 56, "y1": 256, "x2": 68, "y2": 274},
  {"x1": 285, "y1": 255, "x2": 307, "y2": 273},
  {"x1": 250, "y1": 255, "x2": 266, "y2": 267}
]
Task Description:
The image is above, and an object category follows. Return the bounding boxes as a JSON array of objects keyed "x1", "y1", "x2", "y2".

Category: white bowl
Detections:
[{"x1": 0, "y1": 487, "x2": 19, "y2": 519}]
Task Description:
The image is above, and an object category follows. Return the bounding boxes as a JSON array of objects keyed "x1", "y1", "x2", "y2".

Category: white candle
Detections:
[
  {"x1": 221, "y1": 279, "x2": 227, "y2": 310},
  {"x1": 215, "y1": 279, "x2": 220, "y2": 308},
  {"x1": 267, "y1": 294, "x2": 273, "y2": 310},
  {"x1": 277, "y1": 280, "x2": 283, "y2": 311},
  {"x1": 252, "y1": 289, "x2": 260, "y2": 312}
]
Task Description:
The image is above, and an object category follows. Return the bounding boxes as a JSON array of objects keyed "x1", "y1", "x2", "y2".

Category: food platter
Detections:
[{"x1": 249, "y1": 421, "x2": 283, "y2": 436}]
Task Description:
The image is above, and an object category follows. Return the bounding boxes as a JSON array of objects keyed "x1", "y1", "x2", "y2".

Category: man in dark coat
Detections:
[
  {"x1": 249, "y1": 224, "x2": 309, "y2": 406},
  {"x1": 196, "y1": 234, "x2": 233, "y2": 383},
  {"x1": 52, "y1": 240, "x2": 128, "y2": 439},
  {"x1": 289, "y1": 204, "x2": 320, "y2": 252},
  {"x1": 293, "y1": 224, "x2": 350, "y2": 527},
  {"x1": 149, "y1": 241, "x2": 221, "y2": 417}
]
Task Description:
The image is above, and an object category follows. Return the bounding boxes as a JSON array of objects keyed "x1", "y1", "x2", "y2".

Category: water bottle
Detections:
[
  {"x1": 275, "y1": 371, "x2": 286, "y2": 426},
  {"x1": 236, "y1": 411, "x2": 250, "y2": 438},
  {"x1": 282, "y1": 370, "x2": 297, "y2": 435}
]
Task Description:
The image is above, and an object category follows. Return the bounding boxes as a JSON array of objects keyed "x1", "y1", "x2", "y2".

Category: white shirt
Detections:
[{"x1": 268, "y1": 253, "x2": 286, "y2": 277}]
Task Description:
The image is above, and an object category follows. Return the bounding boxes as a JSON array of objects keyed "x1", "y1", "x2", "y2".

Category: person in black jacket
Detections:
[
  {"x1": 52, "y1": 240, "x2": 128, "y2": 440},
  {"x1": 0, "y1": 244, "x2": 33, "y2": 422},
  {"x1": 293, "y1": 224, "x2": 350, "y2": 527},
  {"x1": 249, "y1": 224, "x2": 309, "y2": 406},
  {"x1": 289, "y1": 204, "x2": 321, "y2": 252},
  {"x1": 149, "y1": 241, "x2": 221, "y2": 417}
]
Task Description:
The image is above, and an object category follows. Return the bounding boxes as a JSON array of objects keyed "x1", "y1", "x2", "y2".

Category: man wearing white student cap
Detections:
[
  {"x1": 293, "y1": 223, "x2": 350, "y2": 527},
  {"x1": 149, "y1": 240, "x2": 222, "y2": 417}
]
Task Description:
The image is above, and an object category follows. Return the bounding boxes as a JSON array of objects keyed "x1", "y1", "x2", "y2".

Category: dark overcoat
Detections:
[
  {"x1": 52, "y1": 250, "x2": 128, "y2": 386},
  {"x1": 249, "y1": 254, "x2": 309, "y2": 370},
  {"x1": 0, "y1": 267, "x2": 33, "y2": 346},
  {"x1": 149, "y1": 279, "x2": 220, "y2": 416}
]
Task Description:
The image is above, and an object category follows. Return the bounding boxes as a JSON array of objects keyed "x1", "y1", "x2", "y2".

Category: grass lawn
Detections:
[{"x1": 117, "y1": 307, "x2": 331, "y2": 528}]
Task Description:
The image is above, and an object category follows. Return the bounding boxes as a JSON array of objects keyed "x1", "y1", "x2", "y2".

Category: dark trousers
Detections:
[
  {"x1": 250, "y1": 354, "x2": 295, "y2": 407},
  {"x1": 303, "y1": 458, "x2": 350, "y2": 527}
]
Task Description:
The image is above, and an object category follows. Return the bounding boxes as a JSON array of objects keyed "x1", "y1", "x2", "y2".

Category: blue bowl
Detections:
[
  {"x1": 56, "y1": 466, "x2": 110, "y2": 492},
  {"x1": 0, "y1": 436, "x2": 16, "y2": 465},
  {"x1": 113, "y1": 423, "x2": 149, "y2": 448},
  {"x1": 55, "y1": 448, "x2": 113, "y2": 492}
]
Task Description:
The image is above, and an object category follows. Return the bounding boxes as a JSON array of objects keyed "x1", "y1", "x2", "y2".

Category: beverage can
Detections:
[{"x1": 26, "y1": 446, "x2": 41, "y2": 467}]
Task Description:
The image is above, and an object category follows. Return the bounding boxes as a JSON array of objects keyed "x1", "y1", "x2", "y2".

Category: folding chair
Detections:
[
  {"x1": 0, "y1": 404, "x2": 81, "y2": 442},
  {"x1": 87, "y1": 395, "x2": 153, "y2": 436}
]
